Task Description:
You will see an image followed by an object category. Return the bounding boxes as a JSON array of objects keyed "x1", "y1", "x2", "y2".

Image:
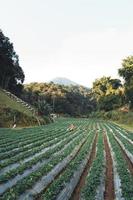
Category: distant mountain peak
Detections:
[{"x1": 50, "y1": 77, "x2": 78, "y2": 86}]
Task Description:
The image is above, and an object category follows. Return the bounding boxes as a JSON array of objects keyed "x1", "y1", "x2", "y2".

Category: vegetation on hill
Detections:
[
  {"x1": 1, "y1": 28, "x2": 133, "y2": 128},
  {"x1": 22, "y1": 82, "x2": 96, "y2": 117},
  {"x1": 0, "y1": 29, "x2": 50, "y2": 127},
  {"x1": 89, "y1": 56, "x2": 133, "y2": 126},
  {"x1": 0, "y1": 89, "x2": 49, "y2": 127}
]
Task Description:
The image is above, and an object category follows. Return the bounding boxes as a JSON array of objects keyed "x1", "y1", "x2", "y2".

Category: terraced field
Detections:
[{"x1": 0, "y1": 118, "x2": 133, "y2": 200}]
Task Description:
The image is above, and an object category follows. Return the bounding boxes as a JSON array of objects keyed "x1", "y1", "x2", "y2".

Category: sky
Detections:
[{"x1": 0, "y1": 0, "x2": 133, "y2": 87}]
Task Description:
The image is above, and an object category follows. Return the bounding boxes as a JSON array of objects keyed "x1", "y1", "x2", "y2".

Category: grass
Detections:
[
  {"x1": 0, "y1": 89, "x2": 48, "y2": 127},
  {"x1": 113, "y1": 122, "x2": 133, "y2": 132},
  {"x1": 0, "y1": 89, "x2": 34, "y2": 117}
]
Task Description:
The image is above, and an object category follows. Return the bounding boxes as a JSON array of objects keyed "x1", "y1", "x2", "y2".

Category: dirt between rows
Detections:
[
  {"x1": 36, "y1": 136, "x2": 88, "y2": 200},
  {"x1": 70, "y1": 133, "x2": 98, "y2": 200},
  {"x1": 113, "y1": 135, "x2": 133, "y2": 176},
  {"x1": 104, "y1": 134, "x2": 115, "y2": 200}
]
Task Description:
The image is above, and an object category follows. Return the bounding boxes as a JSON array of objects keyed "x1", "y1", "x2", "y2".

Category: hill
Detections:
[
  {"x1": 0, "y1": 89, "x2": 47, "y2": 127},
  {"x1": 50, "y1": 77, "x2": 78, "y2": 86},
  {"x1": 23, "y1": 82, "x2": 94, "y2": 117}
]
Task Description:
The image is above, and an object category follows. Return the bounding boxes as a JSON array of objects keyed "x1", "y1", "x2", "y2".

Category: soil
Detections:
[
  {"x1": 36, "y1": 137, "x2": 87, "y2": 200},
  {"x1": 70, "y1": 133, "x2": 98, "y2": 200},
  {"x1": 104, "y1": 134, "x2": 115, "y2": 200}
]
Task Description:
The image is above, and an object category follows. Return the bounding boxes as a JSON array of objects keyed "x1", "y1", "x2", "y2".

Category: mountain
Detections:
[{"x1": 50, "y1": 77, "x2": 78, "y2": 86}]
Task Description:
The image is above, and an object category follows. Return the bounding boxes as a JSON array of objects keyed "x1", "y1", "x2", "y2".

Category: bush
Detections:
[{"x1": 0, "y1": 106, "x2": 48, "y2": 127}]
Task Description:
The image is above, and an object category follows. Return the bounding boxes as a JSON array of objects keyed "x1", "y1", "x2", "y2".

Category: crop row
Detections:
[
  {"x1": 113, "y1": 130, "x2": 133, "y2": 155},
  {"x1": 107, "y1": 122, "x2": 133, "y2": 141},
  {"x1": 0, "y1": 129, "x2": 77, "y2": 169},
  {"x1": 0, "y1": 126, "x2": 66, "y2": 151},
  {"x1": 0, "y1": 131, "x2": 86, "y2": 195},
  {"x1": 41, "y1": 130, "x2": 95, "y2": 200},
  {"x1": 0, "y1": 128, "x2": 70, "y2": 159},
  {"x1": 107, "y1": 130, "x2": 133, "y2": 200},
  {"x1": 0, "y1": 124, "x2": 60, "y2": 146},
  {"x1": 0, "y1": 129, "x2": 86, "y2": 184},
  {"x1": 0, "y1": 130, "x2": 90, "y2": 199},
  {"x1": 80, "y1": 131, "x2": 104, "y2": 200}
]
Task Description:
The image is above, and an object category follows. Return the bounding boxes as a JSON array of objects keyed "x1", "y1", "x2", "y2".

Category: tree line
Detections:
[
  {"x1": 22, "y1": 82, "x2": 96, "y2": 117},
  {"x1": 1, "y1": 29, "x2": 133, "y2": 117},
  {"x1": 92, "y1": 56, "x2": 133, "y2": 112},
  {"x1": 0, "y1": 29, "x2": 24, "y2": 96}
]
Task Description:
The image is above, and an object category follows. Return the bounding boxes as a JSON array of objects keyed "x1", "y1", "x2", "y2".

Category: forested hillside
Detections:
[
  {"x1": 22, "y1": 82, "x2": 96, "y2": 117},
  {"x1": 1, "y1": 28, "x2": 133, "y2": 127}
]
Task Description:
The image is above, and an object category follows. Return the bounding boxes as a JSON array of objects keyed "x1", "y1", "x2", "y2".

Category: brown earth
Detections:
[
  {"x1": 104, "y1": 134, "x2": 115, "y2": 200},
  {"x1": 36, "y1": 135, "x2": 88, "y2": 200},
  {"x1": 71, "y1": 133, "x2": 98, "y2": 200}
]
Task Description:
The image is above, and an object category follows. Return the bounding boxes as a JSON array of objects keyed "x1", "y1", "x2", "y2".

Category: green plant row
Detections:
[
  {"x1": 106, "y1": 123, "x2": 133, "y2": 154},
  {"x1": 107, "y1": 131, "x2": 133, "y2": 200},
  {"x1": 113, "y1": 131, "x2": 133, "y2": 155},
  {"x1": 0, "y1": 118, "x2": 74, "y2": 144},
  {"x1": 107, "y1": 122, "x2": 133, "y2": 141},
  {"x1": 41, "y1": 131, "x2": 95, "y2": 200},
  {"x1": 0, "y1": 126, "x2": 65, "y2": 150},
  {"x1": 0, "y1": 130, "x2": 84, "y2": 183},
  {"x1": 0, "y1": 128, "x2": 69, "y2": 159},
  {"x1": 0, "y1": 129, "x2": 79, "y2": 170},
  {"x1": 0, "y1": 118, "x2": 90, "y2": 145},
  {"x1": 80, "y1": 132, "x2": 104, "y2": 200},
  {"x1": 0, "y1": 125, "x2": 58, "y2": 145},
  {"x1": 1, "y1": 131, "x2": 89, "y2": 200}
]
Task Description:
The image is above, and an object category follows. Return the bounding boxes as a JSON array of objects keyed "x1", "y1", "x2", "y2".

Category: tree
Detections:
[
  {"x1": 0, "y1": 29, "x2": 25, "y2": 96},
  {"x1": 22, "y1": 82, "x2": 95, "y2": 116},
  {"x1": 118, "y1": 56, "x2": 133, "y2": 108},
  {"x1": 92, "y1": 76, "x2": 123, "y2": 111}
]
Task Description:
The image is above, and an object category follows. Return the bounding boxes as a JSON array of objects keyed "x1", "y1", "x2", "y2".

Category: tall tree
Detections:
[
  {"x1": 118, "y1": 56, "x2": 133, "y2": 108},
  {"x1": 0, "y1": 29, "x2": 24, "y2": 96},
  {"x1": 92, "y1": 76, "x2": 123, "y2": 111}
]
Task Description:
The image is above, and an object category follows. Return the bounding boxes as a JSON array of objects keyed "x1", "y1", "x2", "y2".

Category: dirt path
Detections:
[
  {"x1": 70, "y1": 133, "x2": 98, "y2": 200},
  {"x1": 104, "y1": 134, "x2": 115, "y2": 200}
]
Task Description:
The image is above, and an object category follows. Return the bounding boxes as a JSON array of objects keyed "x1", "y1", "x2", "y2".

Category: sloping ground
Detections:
[{"x1": 0, "y1": 89, "x2": 48, "y2": 127}]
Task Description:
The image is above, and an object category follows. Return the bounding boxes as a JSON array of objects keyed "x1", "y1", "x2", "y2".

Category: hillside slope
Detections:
[{"x1": 0, "y1": 89, "x2": 48, "y2": 127}]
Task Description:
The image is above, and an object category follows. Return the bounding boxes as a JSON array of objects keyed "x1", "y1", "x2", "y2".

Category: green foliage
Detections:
[
  {"x1": 89, "y1": 109, "x2": 133, "y2": 127},
  {"x1": 92, "y1": 76, "x2": 123, "y2": 111},
  {"x1": 0, "y1": 29, "x2": 25, "y2": 96},
  {"x1": 22, "y1": 82, "x2": 96, "y2": 117},
  {"x1": 119, "y1": 56, "x2": 133, "y2": 83},
  {"x1": 0, "y1": 107, "x2": 38, "y2": 127},
  {"x1": 0, "y1": 119, "x2": 132, "y2": 199},
  {"x1": 81, "y1": 133, "x2": 104, "y2": 200},
  {"x1": 103, "y1": 110, "x2": 120, "y2": 121},
  {"x1": 108, "y1": 132, "x2": 133, "y2": 199},
  {"x1": 0, "y1": 89, "x2": 47, "y2": 127},
  {"x1": 98, "y1": 94, "x2": 122, "y2": 111},
  {"x1": 119, "y1": 56, "x2": 133, "y2": 108}
]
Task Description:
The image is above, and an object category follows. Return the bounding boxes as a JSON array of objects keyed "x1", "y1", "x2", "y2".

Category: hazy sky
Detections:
[{"x1": 0, "y1": 0, "x2": 133, "y2": 87}]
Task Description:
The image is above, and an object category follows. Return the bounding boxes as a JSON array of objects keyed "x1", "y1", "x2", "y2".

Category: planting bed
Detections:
[{"x1": 0, "y1": 118, "x2": 133, "y2": 200}]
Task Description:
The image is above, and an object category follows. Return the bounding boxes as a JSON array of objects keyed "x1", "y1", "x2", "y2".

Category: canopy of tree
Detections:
[
  {"x1": 119, "y1": 56, "x2": 133, "y2": 108},
  {"x1": 92, "y1": 76, "x2": 124, "y2": 111},
  {"x1": 0, "y1": 29, "x2": 25, "y2": 96},
  {"x1": 22, "y1": 82, "x2": 96, "y2": 116}
]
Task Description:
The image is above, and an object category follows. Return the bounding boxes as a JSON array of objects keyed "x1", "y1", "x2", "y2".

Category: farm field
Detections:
[{"x1": 0, "y1": 118, "x2": 133, "y2": 200}]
